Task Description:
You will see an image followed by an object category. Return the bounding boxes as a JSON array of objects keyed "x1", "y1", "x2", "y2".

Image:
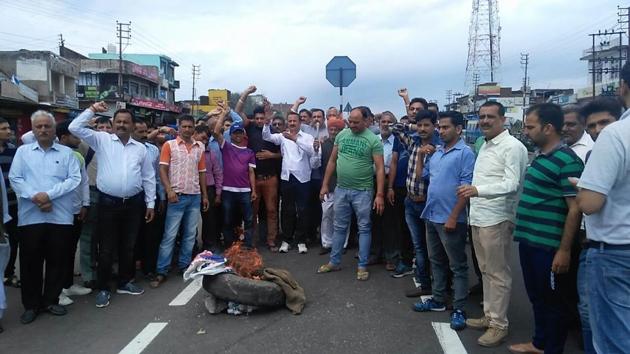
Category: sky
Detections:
[{"x1": 0, "y1": 0, "x2": 626, "y2": 116}]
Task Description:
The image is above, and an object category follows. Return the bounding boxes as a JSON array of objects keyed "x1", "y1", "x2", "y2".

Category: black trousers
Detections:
[
  {"x1": 4, "y1": 204, "x2": 18, "y2": 278},
  {"x1": 306, "y1": 178, "x2": 322, "y2": 242},
  {"x1": 19, "y1": 223, "x2": 73, "y2": 310},
  {"x1": 134, "y1": 198, "x2": 165, "y2": 275},
  {"x1": 96, "y1": 192, "x2": 143, "y2": 290},
  {"x1": 280, "y1": 175, "x2": 310, "y2": 244},
  {"x1": 63, "y1": 214, "x2": 83, "y2": 289},
  {"x1": 201, "y1": 187, "x2": 221, "y2": 251}
]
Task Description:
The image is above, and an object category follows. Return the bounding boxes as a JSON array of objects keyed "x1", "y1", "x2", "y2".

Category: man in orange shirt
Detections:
[{"x1": 151, "y1": 115, "x2": 209, "y2": 288}]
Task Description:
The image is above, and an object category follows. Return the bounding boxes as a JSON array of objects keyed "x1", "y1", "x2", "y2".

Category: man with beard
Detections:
[
  {"x1": 508, "y1": 103, "x2": 583, "y2": 354},
  {"x1": 69, "y1": 102, "x2": 155, "y2": 308},
  {"x1": 10, "y1": 110, "x2": 81, "y2": 324}
]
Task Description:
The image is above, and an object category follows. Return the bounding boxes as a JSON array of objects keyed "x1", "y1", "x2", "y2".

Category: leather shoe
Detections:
[
  {"x1": 46, "y1": 304, "x2": 67, "y2": 316},
  {"x1": 508, "y1": 342, "x2": 544, "y2": 354},
  {"x1": 20, "y1": 309, "x2": 38, "y2": 324}
]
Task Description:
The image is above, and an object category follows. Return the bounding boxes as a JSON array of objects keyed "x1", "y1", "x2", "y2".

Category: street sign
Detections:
[
  {"x1": 326, "y1": 56, "x2": 356, "y2": 88},
  {"x1": 344, "y1": 102, "x2": 352, "y2": 112},
  {"x1": 326, "y1": 56, "x2": 356, "y2": 116}
]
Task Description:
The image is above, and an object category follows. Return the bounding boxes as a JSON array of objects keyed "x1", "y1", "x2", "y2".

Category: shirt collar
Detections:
[
  {"x1": 571, "y1": 131, "x2": 594, "y2": 148},
  {"x1": 31, "y1": 141, "x2": 61, "y2": 151},
  {"x1": 536, "y1": 142, "x2": 565, "y2": 157},
  {"x1": 486, "y1": 129, "x2": 509, "y2": 145},
  {"x1": 438, "y1": 137, "x2": 466, "y2": 153},
  {"x1": 111, "y1": 134, "x2": 141, "y2": 146},
  {"x1": 380, "y1": 134, "x2": 394, "y2": 144}
]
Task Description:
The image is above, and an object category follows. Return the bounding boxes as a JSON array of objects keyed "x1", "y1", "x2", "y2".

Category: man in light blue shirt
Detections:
[
  {"x1": 9, "y1": 110, "x2": 81, "y2": 324},
  {"x1": 414, "y1": 111, "x2": 475, "y2": 331}
]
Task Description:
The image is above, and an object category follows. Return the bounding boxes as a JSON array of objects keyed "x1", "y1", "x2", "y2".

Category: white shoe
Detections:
[
  {"x1": 63, "y1": 284, "x2": 92, "y2": 296},
  {"x1": 279, "y1": 241, "x2": 290, "y2": 253},
  {"x1": 298, "y1": 243, "x2": 308, "y2": 254},
  {"x1": 58, "y1": 293, "x2": 74, "y2": 306}
]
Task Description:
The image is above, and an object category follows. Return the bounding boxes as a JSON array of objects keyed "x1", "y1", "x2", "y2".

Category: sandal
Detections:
[
  {"x1": 149, "y1": 274, "x2": 166, "y2": 288},
  {"x1": 268, "y1": 244, "x2": 279, "y2": 253},
  {"x1": 317, "y1": 263, "x2": 341, "y2": 274},
  {"x1": 4, "y1": 275, "x2": 21, "y2": 288},
  {"x1": 357, "y1": 268, "x2": 370, "y2": 281}
]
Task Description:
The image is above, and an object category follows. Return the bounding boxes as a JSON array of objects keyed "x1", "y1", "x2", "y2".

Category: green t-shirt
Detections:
[
  {"x1": 334, "y1": 128, "x2": 384, "y2": 190},
  {"x1": 474, "y1": 136, "x2": 485, "y2": 155}
]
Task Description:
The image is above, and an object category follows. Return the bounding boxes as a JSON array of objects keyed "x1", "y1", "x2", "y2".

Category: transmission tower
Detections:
[{"x1": 465, "y1": 0, "x2": 501, "y2": 91}]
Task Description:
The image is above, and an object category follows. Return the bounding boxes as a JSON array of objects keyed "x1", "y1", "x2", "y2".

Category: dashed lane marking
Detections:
[
  {"x1": 168, "y1": 277, "x2": 202, "y2": 306},
  {"x1": 119, "y1": 322, "x2": 168, "y2": 354}
]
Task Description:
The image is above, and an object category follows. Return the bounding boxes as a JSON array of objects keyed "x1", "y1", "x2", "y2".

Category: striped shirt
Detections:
[
  {"x1": 514, "y1": 145, "x2": 584, "y2": 250},
  {"x1": 0, "y1": 142, "x2": 17, "y2": 207}
]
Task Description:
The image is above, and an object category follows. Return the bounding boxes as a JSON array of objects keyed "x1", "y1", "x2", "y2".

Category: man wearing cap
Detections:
[{"x1": 213, "y1": 104, "x2": 257, "y2": 248}]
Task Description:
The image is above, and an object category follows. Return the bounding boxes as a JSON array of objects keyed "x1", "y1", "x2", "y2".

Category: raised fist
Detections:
[{"x1": 398, "y1": 88, "x2": 408, "y2": 97}]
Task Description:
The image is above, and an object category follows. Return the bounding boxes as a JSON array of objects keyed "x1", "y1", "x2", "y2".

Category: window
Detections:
[
  {"x1": 78, "y1": 73, "x2": 99, "y2": 86},
  {"x1": 130, "y1": 82, "x2": 139, "y2": 95},
  {"x1": 140, "y1": 85, "x2": 149, "y2": 97}
]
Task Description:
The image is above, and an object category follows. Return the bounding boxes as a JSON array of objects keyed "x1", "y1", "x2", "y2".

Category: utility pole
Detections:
[
  {"x1": 58, "y1": 34, "x2": 65, "y2": 55},
  {"x1": 521, "y1": 52, "x2": 529, "y2": 121},
  {"x1": 191, "y1": 65, "x2": 200, "y2": 116},
  {"x1": 472, "y1": 72, "x2": 480, "y2": 115},
  {"x1": 587, "y1": 29, "x2": 625, "y2": 97},
  {"x1": 446, "y1": 89, "x2": 452, "y2": 107},
  {"x1": 116, "y1": 21, "x2": 131, "y2": 98},
  {"x1": 619, "y1": 6, "x2": 630, "y2": 64}
]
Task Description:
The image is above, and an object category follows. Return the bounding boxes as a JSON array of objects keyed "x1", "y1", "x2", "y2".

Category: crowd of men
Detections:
[{"x1": 0, "y1": 60, "x2": 628, "y2": 353}]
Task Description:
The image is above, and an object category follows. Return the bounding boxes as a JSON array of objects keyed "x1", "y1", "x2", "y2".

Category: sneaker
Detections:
[
  {"x1": 466, "y1": 316, "x2": 490, "y2": 330},
  {"x1": 63, "y1": 284, "x2": 92, "y2": 296},
  {"x1": 405, "y1": 285, "x2": 433, "y2": 298},
  {"x1": 95, "y1": 290, "x2": 111, "y2": 308},
  {"x1": 478, "y1": 327, "x2": 508, "y2": 347},
  {"x1": 279, "y1": 241, "x2": 290, "y2": 253},
  {"x1": 297, "y1": 243, "x2": 308, "y2": 254},
  {"x1": 58, "y1": 294, "x2": 74, "y2": 306},
  {"x1": 450, "y1": 309, "x2": 467, "y2": 331},
  {"x1": 116, "y1": 282, "x2": 144, "y2": 295},
  {"x1": 391, "y1": 263, "x2": 414, "y2": 278},
  {"x1": 412, "y1": 298, "x2": 446, "y2": 312}
]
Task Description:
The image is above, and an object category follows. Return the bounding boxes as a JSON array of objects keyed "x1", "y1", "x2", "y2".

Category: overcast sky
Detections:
[{"x1": 0, "y1": 0, "x2": 626, "y2": 116}]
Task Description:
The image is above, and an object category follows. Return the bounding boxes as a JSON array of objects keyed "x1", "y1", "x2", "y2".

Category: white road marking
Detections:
[
  {"x1": 169, "y1": 277, "x2": 202, "y2": 306},
  {"x1": 119, "y1": 322, "x2": 168, "y2": 354},
  {"x1": 432, "y1": 322, "x2": 468, "y2": 354}
]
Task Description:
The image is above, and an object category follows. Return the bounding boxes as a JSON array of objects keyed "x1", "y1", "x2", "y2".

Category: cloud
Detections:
[{"x1": 0, "y1": 0, "x2": 623, "y2": 116}]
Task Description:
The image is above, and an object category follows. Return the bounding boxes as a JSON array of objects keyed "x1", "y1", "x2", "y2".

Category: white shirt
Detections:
[
  {"x1": 71, "y1": 152, "x2": 90, "y2": 215},
  {"x1": 570, "y1": 131, "x2": 594, "y2": 163},
  {"x1": 620, "y1": 107, "x2": 630, "y2": 121},
  {"x1": 69, "y1": 109, "x2": 156, "y2": 208},
  {"x1": 470, "y1": 130, "x2": 529, "y2": 227},
  {"x1": 380, "y1": 133, "x2": 395, "y2": 175},
  {"x1": 578, "y1": 118, "x2": 630, "y2": 244},
  {"x1": 262, "y1": 124, "x2": 315, "y2": 183}
]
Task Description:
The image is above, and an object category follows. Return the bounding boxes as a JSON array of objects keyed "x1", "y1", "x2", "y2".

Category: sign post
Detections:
[{"x1": 326, "y1": 56, "x2": 356, "y2": 117}]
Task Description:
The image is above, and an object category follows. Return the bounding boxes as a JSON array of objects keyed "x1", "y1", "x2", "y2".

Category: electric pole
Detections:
[
  {"x1": 619, "y1": 6, "x2": 630, "y2": 64},
  {"x1": 587, "y1": 29, "x2": 625, "y2": 97},
  {"x1": 116, "y1": 21, "x2": 131, "y2": 98},
  {"x1": 191, "y1": 65, "x2": 200, "y2": 116},
  {"x1": 58, "y1": 34, "x2": 65, "y2": 55},
  {"x1": 446, "y1": 89, "x2": 452, "y2": 107},
  {"x1": 521, "y1": 52, "x2": 529, "y2": 121}
]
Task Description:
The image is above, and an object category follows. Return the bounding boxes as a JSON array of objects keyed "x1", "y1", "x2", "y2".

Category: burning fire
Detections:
[{"x1": 224, "y1": 242, "x2": 264, "y2": 279}]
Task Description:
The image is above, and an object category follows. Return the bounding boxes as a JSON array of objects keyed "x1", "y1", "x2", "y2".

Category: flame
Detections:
[{"x1": 224, "y1": 241, "x2": 264, "y2": 279}]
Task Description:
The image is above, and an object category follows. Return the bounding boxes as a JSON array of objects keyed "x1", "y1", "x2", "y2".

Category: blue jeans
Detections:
[
  {"x1": 426, "y1": 221, "x2": 468, "y2": 310},
  {"x1": 586, "y1": 246, "x2": 630, "y2": 354},
  {"x1": 330, "y1": 187, "x2": 373, "y2": 268},
  {"x1": 222, "y1": 191, "x2": 253, "y2": 248},
  {"x1": 404, "y1": 197, "x2": 430, "y2": 286},
  {"x1": 156, "y1": 194, "x2": 201, "y2": 275},
  {"x1": 577, "y1": 249, "x2": 595, "y2": 354}
]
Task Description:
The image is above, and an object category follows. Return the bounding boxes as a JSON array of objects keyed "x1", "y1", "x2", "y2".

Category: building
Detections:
[
  {"x1": 87, "y1": 53, "x2": 179, "y2": 103},
  {"x1": 0, "y1": 49, "x2": 81, "y2": 137},
  {"x1": 578, "y1": 36, "x2": 629, "y2": 99}
]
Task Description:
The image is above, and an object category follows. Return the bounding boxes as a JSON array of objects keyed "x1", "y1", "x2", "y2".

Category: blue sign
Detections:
[{"x1": 326, "y1": 56, "x2": 356, "y2": 88}]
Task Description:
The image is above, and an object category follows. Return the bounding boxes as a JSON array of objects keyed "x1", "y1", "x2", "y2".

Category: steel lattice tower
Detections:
[{"x1": 465, "y1": 0, "x2": 501, "y2": 91}]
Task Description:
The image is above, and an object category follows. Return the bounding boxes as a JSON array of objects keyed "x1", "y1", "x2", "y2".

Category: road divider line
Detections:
[
  {"x1": 169, "y1": 277, "x2": 202, "y2": 306},
  {"x1": 432, "y1": 322, "x2": 467, "y2": 354},
  {"x1": 119, "y1": 322, "x2": 168, "y2": 354}
]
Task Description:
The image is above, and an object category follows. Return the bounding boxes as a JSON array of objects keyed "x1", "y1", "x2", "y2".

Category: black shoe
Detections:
[
  {"x1": 84, "y1": 280, "x2": 97, "y2": 289},
  {"x1": 319, "y1": 247, "x2": 331, "y2": 255},
  {"x1": 20, "y1": 309, "x2": 38, "y2": 324},
  {"x1": 46, "y1": 304, "x2": 67, "y2": 316}
]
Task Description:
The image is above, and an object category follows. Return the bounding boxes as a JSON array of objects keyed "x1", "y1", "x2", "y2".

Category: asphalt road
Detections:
[{"x1": 1, "y1": 242, "x2": 582, "y2": 354}]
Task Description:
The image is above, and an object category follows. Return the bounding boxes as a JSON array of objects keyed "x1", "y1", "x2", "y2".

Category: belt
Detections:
[
  {"x1": 98, "y1": 190, "x2": 143, "y2": 205},
  {"x1": 408, "y1": 195, "x2": 426, "y2": 203},
  {"x1": 256, "y1": 174, "x2": 276, "y2": 180},
  {"x1": 586, "y1": 241, "x2": 630, "y2": 251}
]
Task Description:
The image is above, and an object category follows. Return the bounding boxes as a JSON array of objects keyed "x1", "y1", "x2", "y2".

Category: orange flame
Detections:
[{"x1": 224, "y1": 242, "x2": 264, "y2": 279}]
